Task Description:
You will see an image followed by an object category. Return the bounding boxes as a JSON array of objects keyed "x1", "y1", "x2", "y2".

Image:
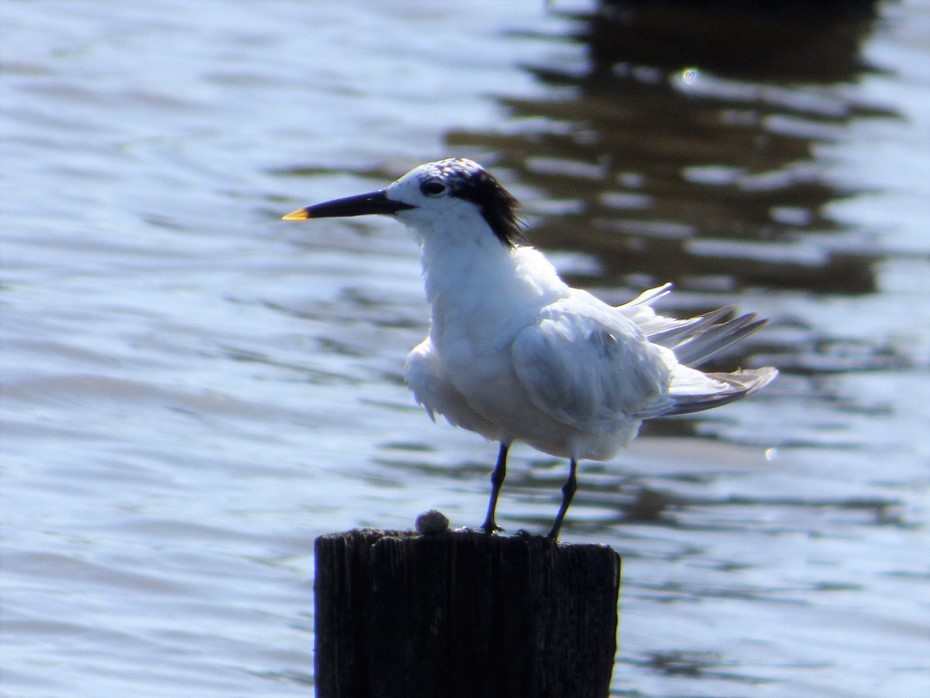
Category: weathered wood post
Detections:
[{"x1": 314, "y1": 515, "x2": 621, "y2": 698}]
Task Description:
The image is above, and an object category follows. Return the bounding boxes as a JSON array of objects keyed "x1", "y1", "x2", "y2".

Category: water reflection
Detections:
[{"x1": 448, "y1": 0, "x2": 892, "y2": 294}]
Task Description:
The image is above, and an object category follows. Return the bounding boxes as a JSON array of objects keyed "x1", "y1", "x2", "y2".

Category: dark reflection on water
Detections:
[
  {"x1": 449, "y1": 0, "x2": 891, "y2": 295},
  {"x1": 582, "y1": 0, "x2": 882, "y2": 82},
  {"x1": 632, "y1": 649, "x2": 769, "y2": 685}
]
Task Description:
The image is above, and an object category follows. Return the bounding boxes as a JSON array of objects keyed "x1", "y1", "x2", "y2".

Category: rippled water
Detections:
[{"x1": 2, "y1": 1, "x2": 928, "y2": 696}]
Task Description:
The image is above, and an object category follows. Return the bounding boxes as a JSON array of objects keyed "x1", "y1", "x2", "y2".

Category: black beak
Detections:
[{"x1": 283, "y1": 189, "x2": 415, "y2": 220}]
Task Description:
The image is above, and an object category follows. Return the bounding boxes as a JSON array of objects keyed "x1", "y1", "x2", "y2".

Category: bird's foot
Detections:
[{"x1": 480, "y1": 519, "x2": 502, "y2": 535}]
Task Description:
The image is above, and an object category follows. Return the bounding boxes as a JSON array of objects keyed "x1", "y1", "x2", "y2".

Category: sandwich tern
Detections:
[{"x1": 284, "y1": 158, "x2": 777, "y2": 539}]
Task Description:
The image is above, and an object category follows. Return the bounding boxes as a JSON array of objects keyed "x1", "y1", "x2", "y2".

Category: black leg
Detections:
[
  {"x1": 481, "y1": 442, "x2": 510, "y2": 534},
  {"x1": 547, "y1": 459, "x2": 578, "y2": 540}
]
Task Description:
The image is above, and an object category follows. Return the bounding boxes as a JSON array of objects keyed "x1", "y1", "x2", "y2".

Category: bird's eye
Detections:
[{"x1": 421, "y1": 180, "x2": 447, "y2": 197}]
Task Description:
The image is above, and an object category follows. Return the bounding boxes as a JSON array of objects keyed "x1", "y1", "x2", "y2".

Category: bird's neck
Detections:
[
  {"x1": 419, "y1": 231, "x2": 511, "y2": 302},
  {"x1": 417, "y1": 231, "x2": 567, "y2": 344}
]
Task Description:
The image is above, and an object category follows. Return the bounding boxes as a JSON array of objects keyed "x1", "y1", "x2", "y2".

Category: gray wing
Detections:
[{"x1": 511, "y1": 294, "x2": 674, "y2": 433}]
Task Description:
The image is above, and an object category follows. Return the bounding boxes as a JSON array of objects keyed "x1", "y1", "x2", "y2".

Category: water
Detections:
[{"x1": 2, "y1": 0, "x2": 928, "y2": 695}]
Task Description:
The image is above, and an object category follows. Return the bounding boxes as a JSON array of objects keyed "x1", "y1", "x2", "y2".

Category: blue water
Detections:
[{"x1": 2, "y1": 1, "x2": 928, "y2": 696}]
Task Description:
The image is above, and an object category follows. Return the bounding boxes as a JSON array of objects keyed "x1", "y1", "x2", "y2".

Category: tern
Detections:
[{"x1": 284, "y1": 158, "x2": 777, "y2": 539}]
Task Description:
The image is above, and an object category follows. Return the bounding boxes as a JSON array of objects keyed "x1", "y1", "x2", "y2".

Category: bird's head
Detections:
[{"x1": 283, "y1": 158, "x2": 525, "y2": 248}]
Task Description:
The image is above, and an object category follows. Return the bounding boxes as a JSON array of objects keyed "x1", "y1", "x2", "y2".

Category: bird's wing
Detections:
[{"x1": 511, "y1": 293, "x2": 674, "y2": 433}]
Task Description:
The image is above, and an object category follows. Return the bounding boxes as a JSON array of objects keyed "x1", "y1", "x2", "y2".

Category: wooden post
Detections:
[{"x1": 314, "y1": 521, "x2": 621, "y2": 698}]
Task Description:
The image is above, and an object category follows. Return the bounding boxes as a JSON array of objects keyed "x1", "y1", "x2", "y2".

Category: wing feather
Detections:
[{"x1": 511, "y1": 294, "x2": 673, "y2": 432}]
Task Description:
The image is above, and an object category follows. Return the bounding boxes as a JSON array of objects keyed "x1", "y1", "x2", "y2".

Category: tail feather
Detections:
[
  {"x1": 620, "y1": 284, "x2": 771, "y2": 368},
  {"x1": 620, "y1": 283, "x2": 673, "y2": 309},
  {"x1": 665, "y1": 366, "x2": 778, "y2": 416},
  {"x1": 619, "y1": 283, "x2": 778, "y2": 417},
  {"x1": 646, "y1": 305, "x2": 734, "y2": 351},
  {"x1": 672, "y1": 313, "x2": 769, "y2": 367}
]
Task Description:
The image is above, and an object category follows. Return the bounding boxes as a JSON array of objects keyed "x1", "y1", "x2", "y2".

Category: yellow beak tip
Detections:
[{"x1": 282, "y1": 209, "x2": 310, "y2": 221}]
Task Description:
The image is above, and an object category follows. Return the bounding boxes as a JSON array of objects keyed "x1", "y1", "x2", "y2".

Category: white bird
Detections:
[{"x1": 284, "y1": 158, "x2": 777, "y2": 539}]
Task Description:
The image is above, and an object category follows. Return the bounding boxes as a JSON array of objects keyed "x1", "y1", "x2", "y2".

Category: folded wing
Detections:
[
  {"x1": 512, "y1": 294, "x2": 675, "y2": 433},
  {"x1": 513, "y1": 286, "x2": 778, "y2": 432}
]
